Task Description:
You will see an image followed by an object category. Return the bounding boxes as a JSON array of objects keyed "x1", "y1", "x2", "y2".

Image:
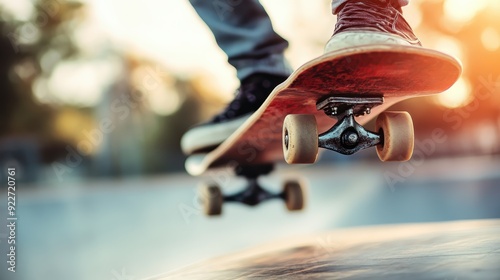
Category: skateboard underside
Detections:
[{"x1": 186, "y1": 45, "x2": 461, "y2": 176}]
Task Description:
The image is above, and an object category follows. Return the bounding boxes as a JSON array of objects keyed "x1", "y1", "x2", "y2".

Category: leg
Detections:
[
  {"x1": 182, "y1": 0, "x2": 293, "y2": 154},
  {"x1": 189, "y1": 0, "x2": 292, "y2": 81}
]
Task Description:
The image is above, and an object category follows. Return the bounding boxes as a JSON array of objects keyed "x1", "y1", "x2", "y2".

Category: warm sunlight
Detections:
[
  {"x1": 432, "y1": 36, "x2": 464, "y2": 65},
  {"x1": 481, "y1": 27, "x2": 500, "y2": 52},
  {"x1": 443, "y1": 0, "x2": 490, "y2": 23},
  {"x1": 45, "y1": 58, "x2": 122, "y2": 106},
  {"x1": 54, "y1": 108, "x2": 95, "y2": 152},
  {"x1": 436, "y1": 77, "x2": 472, "y2": 109},
  {"x1": 131, "y1": 66, "x2": 182, "y2": 116}
]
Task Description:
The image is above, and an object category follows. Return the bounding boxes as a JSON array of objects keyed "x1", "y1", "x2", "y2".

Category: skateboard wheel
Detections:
[
  {"x1": 200, "y1": 184, "x2": 223, "y2": 216},
  {"x1": 375, "y1": 111, "x2": 414, "y2": 162},
  {"x1": 283, "y1": 114, "x2": 318, "y2": 164},
  {"x1": 283, "y1": 180, "x2": 305, "y2": 211}
]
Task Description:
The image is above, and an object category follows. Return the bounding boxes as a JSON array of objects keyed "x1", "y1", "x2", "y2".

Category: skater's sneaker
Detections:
[
  {"x1": 181, "y1": 73, "x2": 288, "y2": 154},
  {"x1": 325, "y1": 0, "x2": 421, "y2": 53}
]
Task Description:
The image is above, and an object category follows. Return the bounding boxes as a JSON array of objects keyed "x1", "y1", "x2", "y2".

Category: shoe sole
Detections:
[
  {"x1": 325, "y1": 31, "x2": 415, "y2": 53},
  {"x1": 181, "y1": 114, "x2": 251, "y2": 154}
]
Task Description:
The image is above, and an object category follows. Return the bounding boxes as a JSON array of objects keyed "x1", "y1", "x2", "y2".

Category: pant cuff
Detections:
[{"x1": 234, "y1": 53, "x2": 293, "y2": 81}]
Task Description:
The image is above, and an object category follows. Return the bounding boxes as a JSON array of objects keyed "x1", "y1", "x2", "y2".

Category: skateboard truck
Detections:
[
  {"x1": 282, "y1": 95, "x2": 414, "y2": 164},
  {"x1": 201, "y1": 164, "x2": 305, "y2": 216},
  {"x1": 224, "y1": 164, "x2": 278, "y2": 206},
  {"x1": 316, "y1": 96, "x2": 383, "y2": 155}
]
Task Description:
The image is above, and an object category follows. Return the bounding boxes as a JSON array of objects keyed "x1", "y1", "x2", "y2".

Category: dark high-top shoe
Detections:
[{"x1": 181, "y1": 73, "x2": 287, "y2": 154}]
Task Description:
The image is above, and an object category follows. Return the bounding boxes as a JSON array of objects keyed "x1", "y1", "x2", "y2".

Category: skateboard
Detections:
[
  {"x1": 186, "y1": 45, "x2": 462, "y2": 215},
  {"x1": 155, "y1": 220, "x2": 500, "y2": 279}
]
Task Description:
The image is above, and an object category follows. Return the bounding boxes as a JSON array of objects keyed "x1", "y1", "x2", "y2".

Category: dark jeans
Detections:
[{"x1": 189, "y1": 0, "x2": 410, "y2": 80}]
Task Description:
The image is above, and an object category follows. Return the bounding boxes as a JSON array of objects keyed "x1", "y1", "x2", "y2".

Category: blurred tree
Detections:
[
  {"x1": 0, "y1": 0, "x2": 84, "y2": 160},
  {"x1": 0, "y1": 3, "x2": 82, "y2": 125}
]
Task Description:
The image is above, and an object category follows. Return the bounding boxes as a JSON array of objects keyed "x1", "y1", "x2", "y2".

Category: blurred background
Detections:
[{"x1": 0, "y1": 0, "x2": 499, "y2": 279}]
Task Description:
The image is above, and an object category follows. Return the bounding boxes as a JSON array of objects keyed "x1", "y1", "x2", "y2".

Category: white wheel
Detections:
[
  {"x1": 200, "y1": 184, "x2": 223, "y2": 216},
  {"x1": 375, "y1": 111, "x2": 414, "y2": 162},
  {"x1": 282, "y1": 114, "x2": 318, "y2": 164},
  {"x1": 283, "y1": 180, "x2": 305, "y2": 211}
]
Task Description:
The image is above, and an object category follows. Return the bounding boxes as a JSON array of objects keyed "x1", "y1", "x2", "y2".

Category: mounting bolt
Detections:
[
  {"x1": 341, "y1": 130, "x2": 359, "y2": 148},
  {"x1": 284, "y1": 130, "x2": 289, "y2": 149},
  {"x1": 331, "y1": 106, "x2": 338, "y2": 115},
  {"x1": 347, "y1": 133, "x2": 358, "y2": 145}
]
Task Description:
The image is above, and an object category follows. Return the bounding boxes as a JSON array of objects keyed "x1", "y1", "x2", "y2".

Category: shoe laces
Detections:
[
  {"x1": 212, "y1": 82, "x2": 259, "y2": 122},
  {"x1": 211, "y1": 74, "x2": 284, "y2": 122}
]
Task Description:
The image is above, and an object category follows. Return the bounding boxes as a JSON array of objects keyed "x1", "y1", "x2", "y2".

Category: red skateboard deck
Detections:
[{"x1": 186, "y1": 45, "x2": 461, "y2": 176}]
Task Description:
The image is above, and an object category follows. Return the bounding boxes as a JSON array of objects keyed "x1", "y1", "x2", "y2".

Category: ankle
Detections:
[{"x1": 335, "y1": 0, "x2": 404, "y2": 14}]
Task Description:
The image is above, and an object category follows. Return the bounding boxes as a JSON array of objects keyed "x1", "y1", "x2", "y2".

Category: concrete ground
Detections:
[{"x1": 1, "y1": 155, "x2": 499, "y2": 280}]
